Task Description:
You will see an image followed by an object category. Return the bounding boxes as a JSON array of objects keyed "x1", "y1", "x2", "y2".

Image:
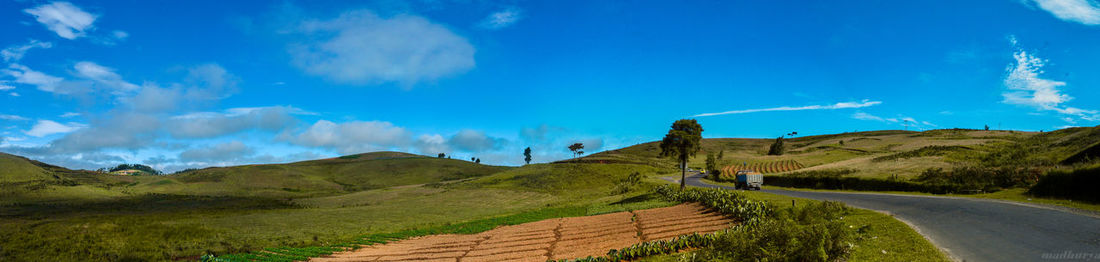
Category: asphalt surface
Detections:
[{"x1": 672, "y1": 173, "x2": 1100, "y2": 262}]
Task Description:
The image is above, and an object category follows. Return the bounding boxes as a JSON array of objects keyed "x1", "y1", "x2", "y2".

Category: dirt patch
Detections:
[{"x1": 312, "y1": 203, "x2": 733, "y2": 261}]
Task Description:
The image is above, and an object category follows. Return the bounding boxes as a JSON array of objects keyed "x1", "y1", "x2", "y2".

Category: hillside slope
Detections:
[
  {"x1": 579, "y1": 127, "x2": 1100, "y2": 179},
  {"x1": 0, "y1": 153, "x2": 51, "y2": 183},
  {"x1": 0, "y1": 151, "x2": 510, "y2": 202},
  {"x1": 161, "y1": 151, "x2": 509, "y2": 196}
]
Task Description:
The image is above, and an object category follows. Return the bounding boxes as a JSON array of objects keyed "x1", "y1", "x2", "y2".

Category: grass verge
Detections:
[
  {"x1": 205, "y1": 190, "x2": 678, "y2": 261},
  {"x1": 637, "y1": 189, "x2": 949, "y2": 262}
]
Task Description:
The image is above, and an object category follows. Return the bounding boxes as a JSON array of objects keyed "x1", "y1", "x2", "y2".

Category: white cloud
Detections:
[
  {"x1": 1030, "y1": 0, "x2": 1100, "y2": 25},
  {"x1": 0, "y1": 114, "x2": 29, "y2": 121},
  {"x1": 449, "y1": 129, "x2": 505, "y2": 152},
  {"x1": 1, "y1": 64, "x2": 63, "y2": 92},
  {"x1": 112, "y1": 30, "x2": 129, "y2": 40},
  {"x1": 74, "y1": 61, "x2": 139, "y2": 91},
  {"x1": 1002, "y1": 39, "x2": 1099, "y2": 122},
  {"x1": 60, "y1": 112, "x2": 80, "y2": 118},
  {"x1": 178, "y1": 141, "x2": 255, "y2": 162},
  {"x1": 9, "y1": 92, "x2": 19, "y2": 97},
  {"x1": 415, "y1": 134, "x2": 450, "y2": 154},
  {"x1": 0, "y1": 85, "x2": 14, "y2": 91},
  {"x1": 520, "y1": 124, "x2": 566, "y2": 142},
  {"x1": 120, "y1": 64, "x2": 238, "y2": 112},
  {"x1": 287, "y1": 9, "x2": 475, "y2": 86},
  {"x1": 25, "y1": 120, "x2": 82, "y2": 137},
  {"x1": 694, "y1": 100, "x2": 882, "y2": 117},
  {"x1": 47, "y1": 112, "x2": 159, "y2": 152},
  {"x1": 23, "y1": 2, "x2": 98, "y2": 40},
  {"x1": 290, "y1": 120, "x2": 412, "y2": 154},
  {"x1": 851, "y1": 112, "x2": 884, "y2": 121},
  {"x1": 852, "y1": 112, "x2": 935, "y2": 129},
  {"x1": 166, "y1": 106, "x2": 305, "y2": 138},
  {"x1": 479, "y1": 8, "x2": 522, "y2": 29},
  {"x1": 2, "y1": 40, "x2": 52, "y2": 62}
]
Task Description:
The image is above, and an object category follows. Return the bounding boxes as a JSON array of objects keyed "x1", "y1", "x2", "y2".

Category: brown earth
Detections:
[{"x1": 311, "y1": 203, "x2": 733, "y2": 262}]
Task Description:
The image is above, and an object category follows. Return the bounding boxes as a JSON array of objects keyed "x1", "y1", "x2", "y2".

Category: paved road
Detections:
[{"x1": 672, "y1": 173, "x2": 1100, "y2": 262}]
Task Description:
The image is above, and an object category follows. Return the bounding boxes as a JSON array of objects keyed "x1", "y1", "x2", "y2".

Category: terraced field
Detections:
[
  {"x1": 311, "y1": 203, "x2": 732, "y2": 262},
  {"x1": 720, "y1": 160, "x2": 804, "y2": 177}
]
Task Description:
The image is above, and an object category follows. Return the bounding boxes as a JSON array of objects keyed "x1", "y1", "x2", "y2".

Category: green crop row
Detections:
[
  {"x1": 552, "y1": 185, "x2": 771, "y2": 262},
  {"x1": 201, "y1": 206, "x2": 587, "y2": 261}
]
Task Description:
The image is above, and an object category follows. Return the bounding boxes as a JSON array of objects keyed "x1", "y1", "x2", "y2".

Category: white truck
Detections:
[{"x1": 735, "y1": 170, "x2": 763, "y2": 190}]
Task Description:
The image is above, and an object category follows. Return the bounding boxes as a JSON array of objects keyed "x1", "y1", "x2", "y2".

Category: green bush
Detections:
[
  {"x1": 767, "y1": 167, "x2": 1039, "y2": 194},
  {"x1": 914, "y1": 167, "x2": 1038, "y2": 192},
  {"x1": 1029, "y1": 166, "x2": 1100, "y2": 203},
  {"x1": 560, "y1": 187, "x2": 857, "y2": 262},
  {"x1": 694, "y1": 201, "x2": 858, "y2": 262},
  {"x1": 767, "y1": 169, "x2": 969, "y2": 194}
]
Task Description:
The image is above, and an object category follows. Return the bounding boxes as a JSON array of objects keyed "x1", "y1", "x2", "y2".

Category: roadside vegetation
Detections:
[
  {"x1": 559, "y1": 185, "x2": 947, "y2": 262},
  {"x1": 639, "y1": 189, "x2": 949, "y2": 262},
  {"x1": 664, "y1": 127, "x2": 1100, "y2": 208}
]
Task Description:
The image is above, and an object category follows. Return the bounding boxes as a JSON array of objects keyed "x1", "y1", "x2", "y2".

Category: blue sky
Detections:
[{"x1": 1, "y1": 0, "x2": 1099, "y2": 171}]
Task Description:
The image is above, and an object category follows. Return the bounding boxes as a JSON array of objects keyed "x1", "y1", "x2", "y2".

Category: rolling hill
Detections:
[
  {"x1": 1, "y1": 151, "x2": 510, "y2": 203},
  {"x1": 2, "y1": 127, "x2": 1097, "y2": 261},
  {"x1": 577, "y1": 127, "x2": 1100, "y2": 179}
]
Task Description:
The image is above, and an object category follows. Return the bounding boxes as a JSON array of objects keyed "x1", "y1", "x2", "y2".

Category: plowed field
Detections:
[
  {"x1": 721, "y1": 160, "x2": 804, "y2": 177},
  {"x1": 311, "y1": 203, "x2": 732, "y2": 262}
]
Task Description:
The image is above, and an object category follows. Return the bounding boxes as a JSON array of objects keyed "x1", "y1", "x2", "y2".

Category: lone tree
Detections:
[
  {"x1": 767, "y1": 136, "x2": 785, "y2": 155},
  {"x1": 568, "y1": 143, "x2": 585, "y2": 158},
  {"x1": 659, "y1": 119, "x2": 703, "y2": 191},
  {"x1": 523, "y1": 147, "x2": 533, "y2": 164},
  {"x1": 717, "y1": 150, "x2": 724, "y2": 160},
  {"x1": 475, "y1": 158, "x2": 481, "y2": 164},
  {"x1": 705, "y1": 152, "x2": 720, "y2": 180},
  {"x1": 437, "y1": 153, "x2": 446, "y2": 158}
]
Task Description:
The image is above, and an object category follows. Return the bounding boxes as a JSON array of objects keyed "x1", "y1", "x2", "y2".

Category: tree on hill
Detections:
[
  {"x1": 471, "y1": 157, "x2": 476, "y2": 161},
  {"x1": 660, "y1": 119, "x2": 703, "y2": 191},
  {"x1": 768, "y1": 136, "x2": 785, "y2": 155},
  {"x1": 438, "y1": 153, "x2": 446, "y2": 158},
  {"x1": 985, "y1": 125, "x2": 990, "y2": 131},
  {"x1": 108, "y1": 164, "x2": 161, "y2": 175},
  {"x1": 523, "y1": 147, "x2": 532, "y2": 164},
  {"x1": 705, "y1": 152, "x2": 720, "y2": 180},
  {"x1": 568, "y1": 143, "x2": 584, "y2": 158},
  {"x1": 475, "y1": 158, "x2": 481, "y2": 164}
]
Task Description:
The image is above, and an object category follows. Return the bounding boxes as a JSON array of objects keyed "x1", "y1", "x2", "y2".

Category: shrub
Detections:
[
  {"x1": 1029, "y1": 166, "x2": 1100, "y2": 203},
  {"x1": 610, "y1": 172, "x2": 644, "y2": 195},
  {"x1": 694, "y1": 201, "x2": 858, "y2": 262},
  {"x1": 768, "y1": 137, "x2": 785, "y2": 155},
  {"x1": 914, "y1": 166, "x2": 1039, "y2": 192},
  {"x1": 768, "y1": 167, "x2": 1039, "y2": 194}
]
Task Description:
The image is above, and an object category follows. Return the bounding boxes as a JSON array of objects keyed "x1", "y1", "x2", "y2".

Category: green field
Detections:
[
  {"x1": 3, "y1": 127, "x2": 1098, "y2": 261},
  {"x1": 0, "y1": 151, "x2": 683, "y2": 261}
]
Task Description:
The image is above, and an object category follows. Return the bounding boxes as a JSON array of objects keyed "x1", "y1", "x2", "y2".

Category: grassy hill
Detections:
[
  {"x1": 157, "y1": 151, "x2": 509, "y2": 197},
  {"x1": 3, "y1": 127, "x2": 1097, "y2": 261},
  {"x1": 0, "y1": 151, "x2": 509, "y2": 204},
  {"x1": 582, "y1": 127, "x2": 1100, "y2": 179},
  {"x1": 0, "y1": 152, "x2": 51, "y2": 183},
  {"x1": 0, "y1": 150, "x2": 674, "y2": 261}
]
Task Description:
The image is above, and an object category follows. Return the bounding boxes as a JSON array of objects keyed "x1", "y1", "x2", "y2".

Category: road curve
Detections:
[{"x1": 676, "y1": 173, "x2": 1100, "y2": 262}]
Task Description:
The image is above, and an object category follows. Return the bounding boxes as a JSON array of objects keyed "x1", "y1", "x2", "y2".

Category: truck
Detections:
[{"x1": 735, "y1": 170, "x2": 763, "y2": 190}]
